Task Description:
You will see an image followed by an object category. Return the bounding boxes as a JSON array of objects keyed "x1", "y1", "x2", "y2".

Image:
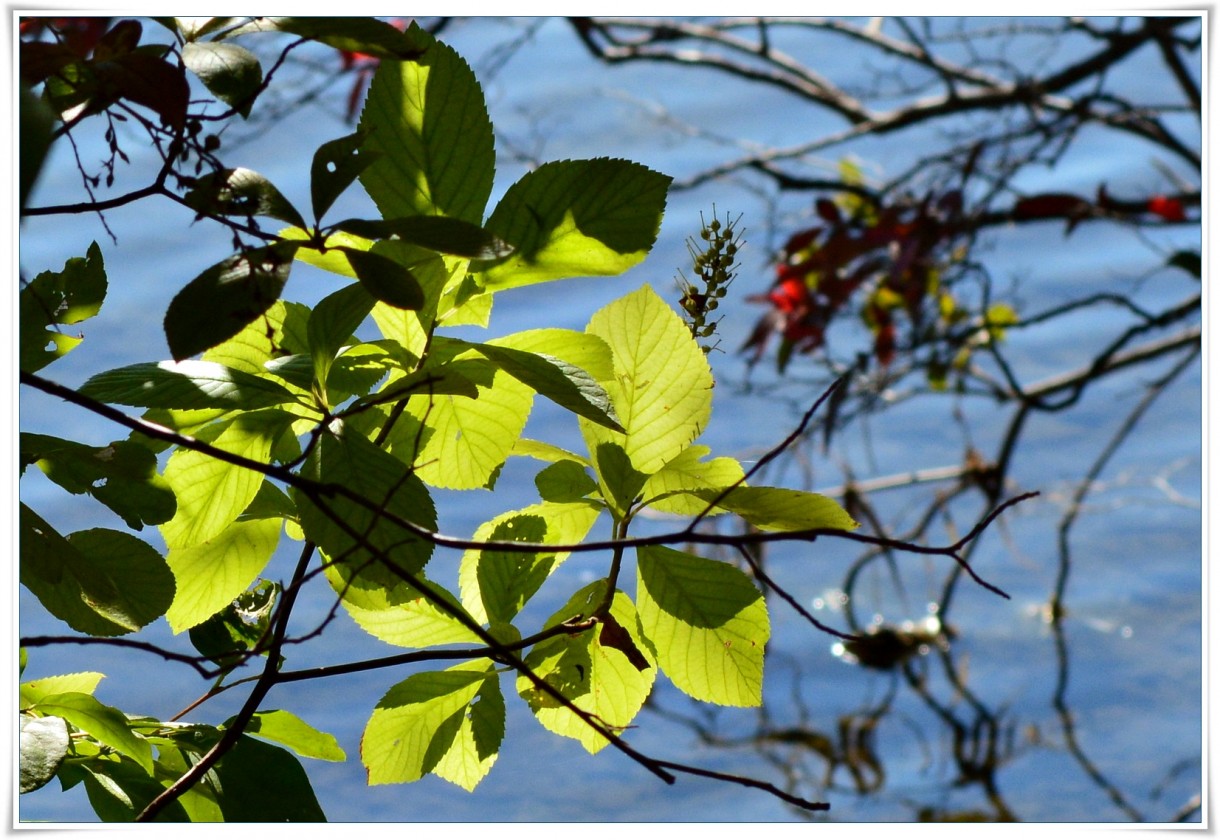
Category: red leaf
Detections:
[
  {"x1": 874, "y1": 322, "x2": 895, "y2": 367},
  {"x1": 92, "y1": 19, "x2": 142, "y2": 61},
  {"x1": 95, "y1": 53, "x2": 188, "y2": 129},
  {"x1": 1012, "y1": 193, "x2": 1091, "y2": 220},
  {"x1": 769, "y1": 278, "x2": 811, "y2": 313},
  {"x1": 1147, "y1": 195, "x2": 1186, "y2": 222},
  {"x1": 815, "y1": 197, "x2": 842, "y2": 224},
  {"x1": 781, "y1": 226, "x2": 821, "y2": 257}
]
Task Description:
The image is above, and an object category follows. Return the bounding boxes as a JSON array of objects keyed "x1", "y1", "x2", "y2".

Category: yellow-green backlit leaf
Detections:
[
  {"x1": 636, "y1": 545, "x2": 768, "y2": 707},
  {"x1": 582, "y1": 284, "x2": 713, "y2": 477},
  {"x1": 165, "y1": 516, "x2": 281, "y2": 633}
]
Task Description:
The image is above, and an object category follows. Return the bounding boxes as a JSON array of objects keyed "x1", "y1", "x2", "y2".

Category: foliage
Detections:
[{"x1": 16, "y1": 16, "x2": 1030, "y2": 823}]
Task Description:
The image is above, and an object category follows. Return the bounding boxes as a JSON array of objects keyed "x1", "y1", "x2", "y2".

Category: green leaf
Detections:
[
  {"x1": 362, "y1": 661, "x2": 502, "y2": 790},
  {"x1": 164, "y1": 243, "x2": 297, "y2": 361},
  {"x1": 405, "y1": 362, "x2": 535, "y2": 490},
  {"x1": 79, "y1": 754, "x2": 190, "y2": 822},
  {"x1": 21, "y1": 507, "x2": 174, "y2": 636},
  {"x1": 695, "y1": 486, "x2": 858, "y2": 532},
  {"x1": 311, "y1": 131, "x2": 379, "y2": 222},
  {"x1": 204, "y1": 298, "x2": 311, "y2": 376},
  {"x1": 477, "y1": 159, "x2": 671, "y2": 291},
  {"x1": 20, "y1": 241, "x2": 106, "y2": 373},
  {"x1": 535, "y1": 460, "x2": 598, "y2": 503},
  {"x1": 326, "y1": 343, "x2": 394, "y2": 405},
  {"x1": 587, "y1": 441, "x2": 647, "y2": 518},
  {"x1": 510, "y1": 438, "x2": 590, "y2": 466},
  {"x1": 80, "y1": 359, "x2": 298, "y2": 410},
  {"x1": 21, "y1": 672, "x2": 106, "y2": 706},
  {"x1": 358, "y1": 26, "x2": 494, "y2": 223},
  {"x1": 165, "y1": 516, "x2": 281, "y2": 633},
  {"x1": 640, "y1": 445, "x2": 745, "y2": 516},
  {"x1": 35, "y1": 692, "x2": 154, "y2": 774},
  {"x1": 458, "y1": 502, "x2": 602, "y2": 625},
  {"x1": 307, "y1": 282, "x2": 375, "y2": 394},
  {"x1": 21, "y1": 433, "x2": 177, "y2": 530},
  {"x1": 517, "y1": 582, "x2": 655, "y2": 753},
  {"x1": 636, "y1": 545, "x2": 768, "y2": 707},
  {"x1": 20, "y1": 82, "x2": 55, "y2": 211},
  {"x1": 338, "y1": 246, "x2": 425, "y2": 311},
  {"x1": 295, "y1": 419, "x2": 437, "y2": 578},
  {"x1": 181, "y1": 42, "x2": 262, "y2": 117},
  {"x1": 581, "y1": 284, "x2": 714, "y2": 476},
  {"x1": 1167, "y1": 249, "x2": 1201, "y2": 279},
  {"x1": 183, "y1": 167, "x2": 305, "y2": 228},
  {"x1": 159, "y1": 411, "x2": 288, "y2": 549},
  {"x1": 332, "y1": 215, "x2": 514, "y2": 260},
  {"x1": 328, "y1": 570, "x2": 482, "y2": 649},
  {"x1": 242, "y1": 710, "x2": 346, "y2": 762},
  {"x1": 154, "y1": 747, "x2": 224, "y2": 822},
  {"x1": 211, "y1": 735, "x2": 327, "y2": 821},
  {"x1": 471, "y1": 342, "x2": 624, "y2": 433},
  {"x1": 20, "y1": 713, "x2": 69, "y2": 793},
  {"x1": 487, "y1": 328, "x2": 616, "y2": 382}
]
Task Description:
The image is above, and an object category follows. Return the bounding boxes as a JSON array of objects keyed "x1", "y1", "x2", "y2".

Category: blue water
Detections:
[{"x1": 18, "y1": 17, "x2": 1202, "y2": 823}]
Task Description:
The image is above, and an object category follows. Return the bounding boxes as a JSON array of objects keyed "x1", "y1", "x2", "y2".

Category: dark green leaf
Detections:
[
  {"x1": 1167, "y1": 250, "x2": 1201, "y2": 279},
  {"x1": 80, "y1": 359, "x2": 298, "y2": 409},
  {"x1": 164, "y1": 243, "x2": 297, "y2": 360},
  {"x1": 535, "y1": 460, "x2": 598, "y2": 503},
  {"x1": 590, "y1": 442, "x2": 646, "y2": 518},
  {"x1": 311, "y1": 132, "x2": 379, "y2": 222},
  {"x1": 338, "y1": 246, "x2": 424, "y2": 310},
  {"x1": 20, "y1": 714, "x2": 69, "y2": 794},
  {"x1": 20, "y1": 82, "x2": 55, "y2": 210},
  {"x1": 21, "y1": 433, "x2": 176, "y2": 529},
  {"x1": 182, "y1": 41, "x2": 263, "y2": 117},
  {"x1": 473, "y1": 342, "x2": 624, "y2": 432},
  {"x1": 307, "y1": 282, "x2": 375, "y2": 392},
  {"x1": 183, "y1": 168, "x2": 305, "y2": 228},
  {"x1": 212, "y1": 735, "x2": 327, "y2": 821},
  {"x1": 20, "y1": 507, "x2": 175, "y2": 636},
  {"x1": 20, "y1": 242, "x2": 107, "y2": 373},
  {"x1": 331, "y1": 216, "x2": 514, "y2": 260},
  {"x1": 80, "y1": 755, "x2": 189, "y2": 822}
]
